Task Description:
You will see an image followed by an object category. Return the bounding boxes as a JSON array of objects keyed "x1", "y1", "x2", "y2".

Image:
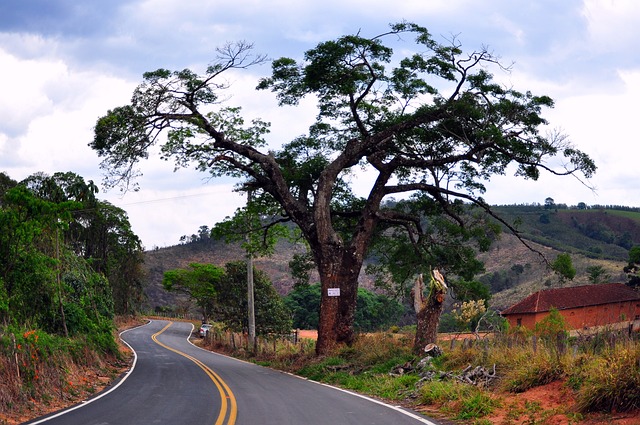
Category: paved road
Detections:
[{"x1": 26, "y1": 320, "x2": 444, "y2": 425}]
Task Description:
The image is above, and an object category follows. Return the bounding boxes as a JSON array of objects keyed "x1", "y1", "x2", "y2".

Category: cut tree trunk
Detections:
[{"x1": 413, "y1": 270, "x2": 447, "y2": 354}]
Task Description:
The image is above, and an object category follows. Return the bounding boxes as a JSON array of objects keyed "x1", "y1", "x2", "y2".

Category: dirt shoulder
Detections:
[{"x1": 0, "y1": 316, "x2": 144, "y2": 425}]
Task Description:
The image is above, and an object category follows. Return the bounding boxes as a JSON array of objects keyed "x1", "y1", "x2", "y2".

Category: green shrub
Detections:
[
  {"x1": 456, "y1": 391, "x2": 500, "y2": 420},
  {"x1": 501, "y1": 349, "x2": 564, "y2": 393},
  {"x1": 419, "y1": 381, "x2": 499, "y2": 420},
  {"x1": 573, "y1": 343, "x2": 640, "y2": 412}
]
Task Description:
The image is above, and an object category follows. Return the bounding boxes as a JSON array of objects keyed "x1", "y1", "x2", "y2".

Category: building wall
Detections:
[{"x1": 505, "y1": 300, "x2": 640, "y2": 331}]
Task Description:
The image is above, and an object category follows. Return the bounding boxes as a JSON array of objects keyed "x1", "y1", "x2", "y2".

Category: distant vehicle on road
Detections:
[{"x1": 199, "y1": 324, "x2": 212, "y2": 338}]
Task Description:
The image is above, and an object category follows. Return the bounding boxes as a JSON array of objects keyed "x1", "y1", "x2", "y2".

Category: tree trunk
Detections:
[
  {"x1": 413, "y1": 270, "x2": 447, "y2": 354},
  {"x1": 315, "y1": 250, "x2": 361, "y2": 355}
]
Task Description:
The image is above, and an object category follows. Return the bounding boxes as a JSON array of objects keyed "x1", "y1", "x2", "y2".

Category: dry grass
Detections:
[{"x1": 0, "y1": 319, "x2": 139, "y2": 425}]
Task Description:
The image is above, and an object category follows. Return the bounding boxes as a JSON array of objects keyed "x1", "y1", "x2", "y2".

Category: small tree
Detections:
[
  {"x1": 586, "y1": 265, "x2": 609, "y2": 284},
  {"x1": 215, "y1": 261, "x2": 291, "y2": 335},
  {"x1": 162, "y1": 263, "x2": 224, "y2": 321},
  {"x1": 552, "y1": 253, "x2": 576, "y2": 283},
  {"x1": 544, "y1": 197, "x2": 556, "y2": 210},
  {"x1": 534, "y1": 307, "x2": 567, "y2": 341},
  {"x1": 623, "y1": 245, "x2": 640, "y2": 288}
]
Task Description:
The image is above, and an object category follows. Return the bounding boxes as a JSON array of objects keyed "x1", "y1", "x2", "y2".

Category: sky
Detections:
[{"x1": 0, "y1": 0, "x2": 638, "y2": 249}]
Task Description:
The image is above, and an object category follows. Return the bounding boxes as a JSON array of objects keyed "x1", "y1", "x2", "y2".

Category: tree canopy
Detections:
[
  {"x1": 0, "y1": 172, "x2": 143, "y2": 353},
  {"x1": 163, "y1": 263, "x2": 224, "y2": 321},
  {"x1": 90, "y1": 22, "x2": 595, "y2": 354},
  {"x1": 163, "y1": 261, "x2": 291, "y2": 335}
]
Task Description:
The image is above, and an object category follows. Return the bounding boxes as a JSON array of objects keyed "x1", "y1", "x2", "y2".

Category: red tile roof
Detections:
[{"x1": 501, "y1": 283, "x2": 640, "y2": 315}]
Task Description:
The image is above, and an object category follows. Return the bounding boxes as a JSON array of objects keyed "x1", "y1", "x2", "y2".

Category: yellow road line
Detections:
[{"x1": 152, "y1": 322, "x2": 237, "y2": 425}]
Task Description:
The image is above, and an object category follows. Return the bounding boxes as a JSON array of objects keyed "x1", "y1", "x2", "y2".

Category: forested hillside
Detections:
[{"x1": 143, "y1": 204, "x2": 639, "y2": 313}]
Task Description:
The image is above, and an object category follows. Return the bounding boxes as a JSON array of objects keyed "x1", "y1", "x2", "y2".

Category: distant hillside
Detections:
[
  {"x1": 141, "y1": 205, "x2": 637, "y2": 313},
  {"x1": 142, "y1": 238, "x2": 301, "y2": 311},
  {"x1": 491, "y1": 205, "x2": 640, "y2": 261}
]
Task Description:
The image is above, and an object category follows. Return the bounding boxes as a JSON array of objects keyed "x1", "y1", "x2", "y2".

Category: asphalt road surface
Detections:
[{"x1": 26, "y1": 320, "x2": 445, "y2": 425}]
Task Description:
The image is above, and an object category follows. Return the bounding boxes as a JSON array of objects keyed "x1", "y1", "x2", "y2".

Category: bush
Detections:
[
  {"x1": 418, "y1": 381, "x2": 500, "y2": 420},
  {"x1": 0, "y1": 324, "x2": 121, "y2": 414},
  {"x1": 572, "y1": 343, "x2": 640, "y2": 412},
  {"x1": 501, "y1": 350, "x2": 564, "y2": 393}
]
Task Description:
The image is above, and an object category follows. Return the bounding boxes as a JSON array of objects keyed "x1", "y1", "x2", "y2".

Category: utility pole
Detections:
[
  {"x1": 56, "y1": 222, "x2": 68, "y2": 337},
  {"x1": 246, "y1": 188, "x2": 256, "y2": 350}
]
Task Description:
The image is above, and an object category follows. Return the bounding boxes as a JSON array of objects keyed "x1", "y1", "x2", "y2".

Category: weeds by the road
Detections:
[
  {"x1": 0, "y1": 317, "x2": 140, "y2": 424},
  {"x1": 205, "y1": 327, "x2": 640, "y2": 424}
]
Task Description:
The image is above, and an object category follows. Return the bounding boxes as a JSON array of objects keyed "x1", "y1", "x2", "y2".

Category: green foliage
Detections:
[
  {"x1": 585, "y1": 265, "x2": 608, "y2": 284},
  {"x1": 551, "y1": 253, "x2": 576, "y2": 282},
  {"x1": 284, "y1": 283, "x2": 320, "y2": 329},
  {"x1": 367, "y1": 200, "x2": 496, "y2": 299},
  {"x1": 164, "y1": 261, "x2": 291, "y2": 334},
  {"x1": 288, "y1": 251, "x2": 315, "y2": 288},
  {"x1": 211, "y1": 198, "x2": 291, "y2": 257},
  {"x1": 628, "y1": 245, "x2": 640, "y2": 264},
  {"x1": 624, "y1": 245, "x2": 640, "y2": 287},
  {"x1": 216, "y1": 261, "x2": 292, "y2": 335},
  {"x1": 284, "y1": 284, "x2": 404, "y2": 332},
  {"x1": 84, "y1": 201, "x2": 144, "y2": 315},
  {"x1": 571, "y1": 342, "x2": 640, "y2": 412},
  {"x1": 0, "y1": 171, "x2": 142, "y2": 362},
  {"x1": 354, "y1": 287, "x2": 405, "y2": 332},
  {"x1": 534, "y1": 308, "x2": 567, "y2": 342},
  {"x1": 1, "y1": 172, "x2": 144, "y2": 321},
  {"x1": 163, "y1": 263, "x2": 224, "y2": 320},
  {"x1": 419, "y1": 381, "x2": 500, "y2": 420}
]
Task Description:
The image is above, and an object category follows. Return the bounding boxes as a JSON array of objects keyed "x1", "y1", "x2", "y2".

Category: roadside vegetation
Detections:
[
  {"x1": 0, "y1": 172, "x2": 144, "y2": 423},
  {"x1": 0, "y1": 321, "x2": 133, "y2": 424},
  {"x1": 202, "y1": 325, "x2": 640, "y2": 424}
]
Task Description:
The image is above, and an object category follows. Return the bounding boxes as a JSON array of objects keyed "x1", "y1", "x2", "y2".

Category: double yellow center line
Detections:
[{"x1": 152, "y1": 322, "x2": 237, "y2": 425}]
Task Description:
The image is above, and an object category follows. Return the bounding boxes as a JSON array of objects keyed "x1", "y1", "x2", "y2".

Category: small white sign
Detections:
[{"x1": 328, "y1": 288, "x2": 341, "y2": 297}]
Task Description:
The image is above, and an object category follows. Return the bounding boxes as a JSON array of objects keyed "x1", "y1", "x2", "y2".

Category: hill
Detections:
[
  {"x1": 491, "y1": 205, "x2": 640, "y2": 260},
  {"x1": 141, "y1": 205, "x2": 638, "y2": 313}
]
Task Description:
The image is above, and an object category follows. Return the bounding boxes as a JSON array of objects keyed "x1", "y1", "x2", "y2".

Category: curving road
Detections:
[{"x1": 25, "y1": 320, "x2": 444, "y2": 425}]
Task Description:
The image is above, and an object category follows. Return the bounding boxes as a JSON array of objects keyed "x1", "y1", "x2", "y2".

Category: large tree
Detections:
[
  {"x1": 90, "y1": 22, "x2": 595, "y2": 354},
  {"x1": 20, "y1": 172, "x2": 145, "y2": 314}
]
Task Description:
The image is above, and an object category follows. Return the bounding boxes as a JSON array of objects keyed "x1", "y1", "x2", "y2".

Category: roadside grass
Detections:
[
  {"x1": 570, "y1": 340, "x2": 640, "y2": 412},
  {"x1": 0, "y1": 321, "x2": 131, "y2": 422},
  {"x1": 418, "y1": 380, "x2": 501, "y2": 421},
  {"x1": 209, "y1": 327, "x2": 640, "y2": 423}
]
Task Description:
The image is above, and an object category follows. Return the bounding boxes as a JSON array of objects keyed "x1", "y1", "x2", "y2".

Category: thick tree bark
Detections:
[
  {"x1": 413, "y1": 270, "x2": 447, "y2": 354},
  {"x1": 315, "y1": 248, "x2": 362, "y2": 355}
]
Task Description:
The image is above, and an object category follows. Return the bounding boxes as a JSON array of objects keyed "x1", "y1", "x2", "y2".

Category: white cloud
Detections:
[
  {"x1": 483, "y1": 65, "x2": 640, "y2": 208},
  {"x1": 581, "y1": 0, "x2": 640, "y2": 50},
  {"x1": 0, "y1": 46, "x2": 134, "y2": 180},
  {"x1": 3, "y1": 0, "x2": 640, "y2": 247},
  {"x1": 0, "y1": 48, "x2": 60, "y2": 137}
]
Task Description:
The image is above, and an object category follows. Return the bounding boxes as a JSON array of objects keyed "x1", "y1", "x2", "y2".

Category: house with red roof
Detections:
[{"x1": 500, "y1": 283, "x2": 640, "y2": 332}]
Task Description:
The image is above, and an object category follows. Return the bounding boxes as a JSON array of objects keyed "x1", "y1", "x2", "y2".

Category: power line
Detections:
[
  {"x1": 114, "y1": 190, "x2": 226, "y2": 207},
  {"x1": 67, "y1": 189, "x2": 236, "y2": 215}
]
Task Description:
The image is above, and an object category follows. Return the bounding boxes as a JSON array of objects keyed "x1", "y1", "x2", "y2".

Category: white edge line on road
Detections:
[
  {"x1": 26, "y1": 321, "x2": 151, "y2": 424},
  {"x1": 185, "y1": 327, "x2": 439, "y2": 425}
]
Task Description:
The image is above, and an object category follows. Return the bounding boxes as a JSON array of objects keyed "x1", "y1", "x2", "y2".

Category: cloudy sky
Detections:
[{"x1": 0, "y1": 0, "x2": 638, "y2": 249}]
